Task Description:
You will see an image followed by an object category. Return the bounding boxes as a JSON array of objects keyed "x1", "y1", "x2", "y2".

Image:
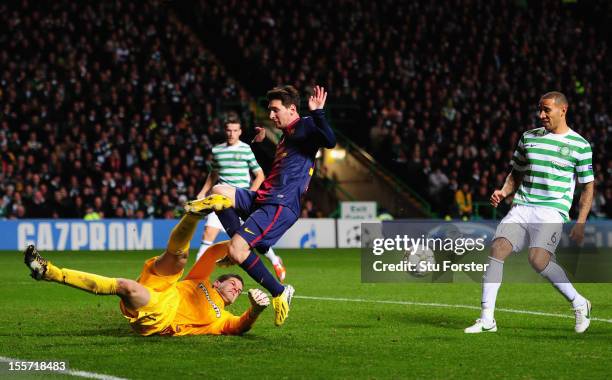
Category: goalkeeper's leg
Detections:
[
  {"x1": 155, "y1": 213, "x2": 201, "y2": 275},
  {"x1": 24, "y1": 244, "x2": 150, "y2": 309}
]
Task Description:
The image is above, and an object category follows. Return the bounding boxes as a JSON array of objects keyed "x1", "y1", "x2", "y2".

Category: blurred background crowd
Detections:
[
  {"x1": 1, "y1": 0, "x2": 610, "y2": 220},
  {"x1": 1, "y1": 1, "x2": 253, "y2": 219}
]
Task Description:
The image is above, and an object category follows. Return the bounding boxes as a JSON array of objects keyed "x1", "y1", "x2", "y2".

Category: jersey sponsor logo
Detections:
[
  {"x1": 552, "y1": 160, "x2": 569, "y2": 168},
  {"x1": 244, "y1": 227, "x2": 256, "y2": 235},
  {"x1": 198, "y1": 283, "x2": 222, "y2": 318}
]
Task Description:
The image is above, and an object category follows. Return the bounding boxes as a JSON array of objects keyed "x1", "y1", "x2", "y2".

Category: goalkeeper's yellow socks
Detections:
[
  {"x1": 44, "y1": 262, "x2": 118, "y2": 295},
  {"x1": 166, "y1": 213, "x2": 201, "y2": 255}
]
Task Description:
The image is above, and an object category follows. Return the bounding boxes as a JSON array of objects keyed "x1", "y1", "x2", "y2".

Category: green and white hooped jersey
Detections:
[
  {"x1": 511, "y1": 127, "x2": 594, "y2": 221},
  {"x1": 212, "y1": 141, "x2": 262, "y2": 189}
]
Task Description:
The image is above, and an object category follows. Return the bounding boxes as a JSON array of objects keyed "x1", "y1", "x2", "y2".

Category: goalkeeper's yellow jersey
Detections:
[
  {"x1": 120, "y1": 246, "x2": 254, "y2": 336},
  {"x1": 171, "y1": 278, "x2": 251, "y2": 336}
]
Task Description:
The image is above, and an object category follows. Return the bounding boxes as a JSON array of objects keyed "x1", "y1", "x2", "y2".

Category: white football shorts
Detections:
[
  {"x1": 205, "y1": 212, "x2": 225, "y2": 230},
  {"x1": 493, "y1": 204, "x2": 564, "y2": 254}
]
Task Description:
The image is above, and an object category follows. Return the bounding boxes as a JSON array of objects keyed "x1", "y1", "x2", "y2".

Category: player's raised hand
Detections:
[
  {"x1": 251, "y1": 126, "x2": 266, "y2": 143},
  {"x1": 308, "y1": 85, "x2": 327, "y2": 111},
  {"x1": 490, "y1": 189, "x2": 507, "y2": 208},
  {"x1": 248, "y1": 289, "x2": 270, "y2": 311}
]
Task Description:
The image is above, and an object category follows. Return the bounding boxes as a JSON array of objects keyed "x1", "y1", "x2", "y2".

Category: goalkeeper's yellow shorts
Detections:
[{"x1": 119, "y1": 257, "x2": 183, "y2": 336}]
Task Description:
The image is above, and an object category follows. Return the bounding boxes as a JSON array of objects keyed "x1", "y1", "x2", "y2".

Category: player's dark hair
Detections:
[
  {"x1": 541, "y1": 91, "x2": 568, "y2": 107},
  {"x1": 216, "y1": 273, "x2": 244, "y2": 286},
  {"x1": 267, "y1": 85, "x2": 300, "y2": 111},
  {"x1": 224, "y1": 113, "x2": 241, "y2": 128}
]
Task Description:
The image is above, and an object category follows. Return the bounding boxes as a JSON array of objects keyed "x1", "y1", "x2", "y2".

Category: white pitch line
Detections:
[
  {"x1": 0, "y1": 356, "x2": 128, "y2": 380},
  {"x1": 295, "y1": 295, "x2": 612, "y2": 324}
]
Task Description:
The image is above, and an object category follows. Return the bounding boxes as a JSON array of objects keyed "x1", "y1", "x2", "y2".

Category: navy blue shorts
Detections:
[{"x1": 234, "y1": 188, "x2": 298, "y2": 251}]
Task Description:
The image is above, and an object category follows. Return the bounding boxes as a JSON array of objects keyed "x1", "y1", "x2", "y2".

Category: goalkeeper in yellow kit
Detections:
[{"x1": 23, "y1": 195, "x2": 270, "y2": 336}]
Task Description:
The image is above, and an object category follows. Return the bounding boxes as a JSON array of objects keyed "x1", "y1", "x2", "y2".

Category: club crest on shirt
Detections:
[
  {"x1": 558, "y1": 145, "x2": 571, "y2": 157},
  {"x1": 233, "y1": 153, "x2": 243, "y2": 160}
]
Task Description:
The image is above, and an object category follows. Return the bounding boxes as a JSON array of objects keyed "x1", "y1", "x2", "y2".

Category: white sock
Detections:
[
  {"x1": 481, "y1": 256, "x2": 504, "y2": 321},
  {"x1": 540, "y1": 260, "x2": 586, "y2": 308},
  {"x1": 196, "y1": 240, "x2": 213, "y2": 262},
  {"x1": 264, "y1": 247, "x2": 281, "y2": 266}
]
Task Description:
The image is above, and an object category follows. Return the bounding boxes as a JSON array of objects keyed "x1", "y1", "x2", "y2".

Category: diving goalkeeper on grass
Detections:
[{"x1": 23, "y1": 197, "x2": 270, "y2": 336}]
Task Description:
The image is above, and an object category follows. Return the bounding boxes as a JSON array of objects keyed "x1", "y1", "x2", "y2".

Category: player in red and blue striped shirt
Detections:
[{"x1": 185, "y1": 85, "x2": 336, "y2": 326}]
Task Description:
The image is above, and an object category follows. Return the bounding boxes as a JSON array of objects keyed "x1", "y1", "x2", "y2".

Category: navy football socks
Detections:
[{"x1": 239, "y1": 251, "x2": 285, "y2": 297}]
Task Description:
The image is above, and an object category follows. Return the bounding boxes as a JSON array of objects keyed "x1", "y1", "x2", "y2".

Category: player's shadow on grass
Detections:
[
  {"x1": 384, "y1": 309, "x2": 470, "y2": 330},
  {"x1": 502, "y1": 324, "x2": 612, "y2": 340},
  {"x1": 330, "y1": 324, "x2": 376, "y2": 329},
  {"x1": 2, "y1": 327, "x2": 277, "y2": 340},
  {"x1": 171, "y1": 334, "x2": 272, "y2": 342},
  {"x1": 0, "y1": 327, "x2": 134, "y2": 338}
]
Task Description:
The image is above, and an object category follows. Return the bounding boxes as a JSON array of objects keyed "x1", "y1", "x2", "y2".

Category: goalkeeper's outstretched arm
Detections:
[{"x1": 223, "y1": 289, "x2": 271, "y2": 335}]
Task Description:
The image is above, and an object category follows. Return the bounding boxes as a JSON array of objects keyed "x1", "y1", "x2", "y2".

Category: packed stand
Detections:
[
  {"x1": 0, "y1": 1, "x2": 256, "y2": 219},
  {"x1": 187, "y1": 0, "x2": 612, "y2": 219}
]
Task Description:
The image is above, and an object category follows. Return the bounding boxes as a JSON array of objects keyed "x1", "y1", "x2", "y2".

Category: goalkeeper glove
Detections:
[{"x1": 248, "y1": 289, "x2": 270, "y2": 312}]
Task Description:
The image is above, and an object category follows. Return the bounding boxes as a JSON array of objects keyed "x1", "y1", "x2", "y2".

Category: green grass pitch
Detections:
[{"x1": 1, "y1": 249, "x2": 611, "y2": 379}]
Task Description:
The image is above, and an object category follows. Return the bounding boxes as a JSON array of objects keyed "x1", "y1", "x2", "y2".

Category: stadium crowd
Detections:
[
  {"x1": 0, "y1": 1, "x2": 258, "y2": 219},
  {"x1": 1, "y1": 0, "x2": 610, "y2": 220},
  {"x1": 190, "y1": 0, "x2": 612, "y2": 219}
]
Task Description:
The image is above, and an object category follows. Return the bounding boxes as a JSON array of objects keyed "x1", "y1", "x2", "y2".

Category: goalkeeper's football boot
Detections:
[
  {"x1": 23, "y1": 244, "x2": 48, "y2": 280},
  {"x1": 184, "y1": 194, "x2": 232, "y2": 216},
  {"x1": 273, "y1": 257, "x2": 286, "y2": 283},
  {"x1": 574, "y1": 299, "x2": 591, "y2": 333},
  {"x1": 272, "y1": 284, "x2": 294, "y2": 326},
  {"x1": 464, "y1": 318, "x2": 497, "y2": 333}
]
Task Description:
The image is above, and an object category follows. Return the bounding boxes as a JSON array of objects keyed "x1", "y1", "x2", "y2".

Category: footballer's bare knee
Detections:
[
  {"x1": 154, "y1": 251, "x2": 188, "y2": 276},
  {"x1": 528, "y1": 248, "x2": 552, "y2": 272},
  {"x1": 490, "y1": 238, "x2": 513, "y2": 262},
  {"x1": 228, "y1": 234, "x2": 251, "y2": 264},
  {"x1": 116, "y1": 278, "x2": 150, "y2": 309},
  {"x1": 211, "y1": 185, "x2": 236, "y2": 204}
]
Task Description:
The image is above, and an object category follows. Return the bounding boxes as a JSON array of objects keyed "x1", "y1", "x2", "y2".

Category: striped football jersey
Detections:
[
  {"x1": 211, "y1": 141, "x2": 262, "y2": 189},
  {"x1": 510, "y1": 127, "x2": 594, "y2": 220}
]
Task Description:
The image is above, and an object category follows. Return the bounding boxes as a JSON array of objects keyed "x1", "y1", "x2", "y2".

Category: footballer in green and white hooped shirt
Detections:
[
  {"x1": 195, "y1": 116, "x2": 286, "y2": 282},
  {"x1": 465, "y1": 92, "x2": 595, "y2": 335}
]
